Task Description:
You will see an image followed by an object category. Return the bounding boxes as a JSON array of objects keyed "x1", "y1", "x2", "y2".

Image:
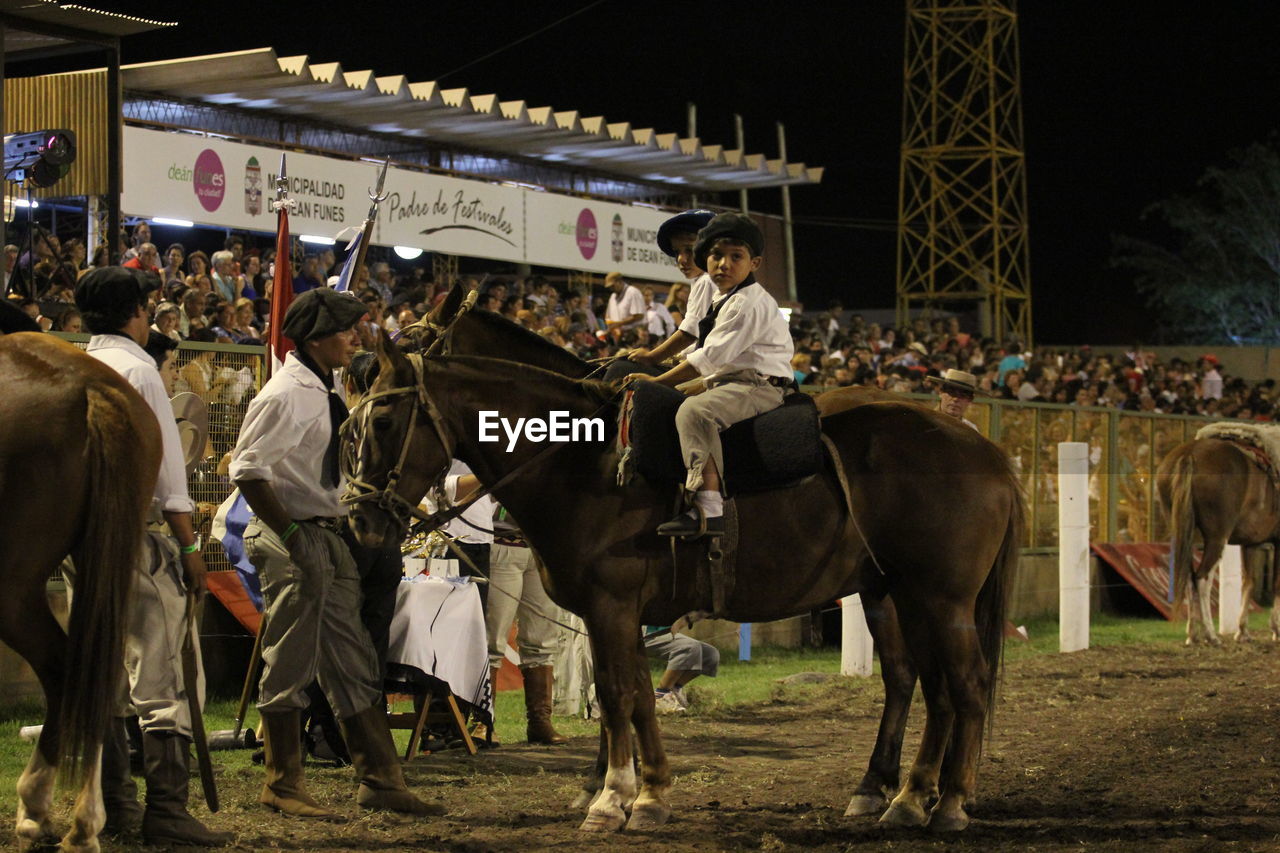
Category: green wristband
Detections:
[
  {"x1": 280, "y1": 522, "x2": 299, "y2": 543},
  {"x1": 180, "y1": 542, "x2": 200, "y2": 554}
]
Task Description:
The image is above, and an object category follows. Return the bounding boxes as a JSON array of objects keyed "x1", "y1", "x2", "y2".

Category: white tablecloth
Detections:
[{"x1": 386, "y1": 576, "x2": 490, "y2": 718}]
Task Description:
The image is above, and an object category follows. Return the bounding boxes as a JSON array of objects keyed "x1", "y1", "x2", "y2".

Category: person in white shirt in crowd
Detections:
[
  {"x1": 74, "y1": 267, "x2": 233, "y2": 847},
  {"x1": 626, "y1": 213, "x2": 795, "y2": 538},
  {"x1": 642, "y1": 285, "x2": 676, "y2": 340},
  {"x1": 231, "y1": 287, "x2": 438, "y2": 820},
  {"x1": 627, "y1": 209, "x2": 717, "y2": 369},
  {"x1": 603, "y1": 271, "x2": 646, "y2": 332},
  {"x1": 925, "y1": 368, "x2": 982, "y2": 432},
  {"x1": 1200, "y1": 354, "x2": 1224, "y2": 400}
]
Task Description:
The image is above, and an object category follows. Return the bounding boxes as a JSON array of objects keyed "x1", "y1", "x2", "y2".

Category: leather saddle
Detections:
[{"x1": 621, "y1": 379, "x2": 823, "y2": 496}]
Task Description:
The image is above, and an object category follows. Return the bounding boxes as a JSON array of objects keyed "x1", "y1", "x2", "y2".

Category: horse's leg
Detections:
[
  {"x1": 626, "y1": 637, "x2": 671, "y2": 831},
  {"x1": 1187, "y1": 538, "x2": 1224, "y2": 646},
  {"x1": 846, "y1": 594, "x2": 917, "y2": 817},
  {"x1": 579, "y1": 600, "x2": 643, "y2": 833},
  {"x1": 6, "y1": 586, "x2": 69, "y2": 849},
  {"x1": 1237, "y1": 546, "x2": 1258, "y2": 642},
  {"x1": 59, "y1": 748, "x2": 105, "y2": 853},
  {"x1": 925, "y1": 605, "x2": 992, "y2": 832},
  {"x1": 879, "y1": 600, "x2": 952, "y2": 829},
  {"x1": 572, "y1": 726, "x2": 609, "y2": 810}
]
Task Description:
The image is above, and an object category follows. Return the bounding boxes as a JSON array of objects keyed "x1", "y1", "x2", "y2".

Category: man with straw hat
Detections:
[{"x1": 924, "y1": 368, "x2": 982, "y2": 432}]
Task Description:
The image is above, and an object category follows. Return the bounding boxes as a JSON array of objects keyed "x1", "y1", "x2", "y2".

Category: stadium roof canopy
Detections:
[
  {"x1": 0, "y1": 0, "x2": 173, "y2": 58},
  {"x1": 122, "y1": 48, "x2": 823, "y2": 193}
]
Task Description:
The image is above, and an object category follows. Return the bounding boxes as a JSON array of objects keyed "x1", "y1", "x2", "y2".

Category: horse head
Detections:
[
  {"x1": 342, "y1": 329, "x2": 455, "y2": 549},
  {"x1": 394, "y1": 283, "x2": 470, "y2": 354}
]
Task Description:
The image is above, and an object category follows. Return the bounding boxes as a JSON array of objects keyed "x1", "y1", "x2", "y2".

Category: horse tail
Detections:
[
  {"x1": 59, "y1": 383, "x2": 146, "y2": 785},
  {"x1": 975, "y1": 460, "x2": 1025, "y2": 742},
  {"x1": 1169, "y1": 453, "x2": 1197, "y2": 611}
]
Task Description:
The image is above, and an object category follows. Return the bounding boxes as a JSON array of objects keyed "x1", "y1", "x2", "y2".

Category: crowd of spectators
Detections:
[{"x1": 5, "y1": 220, "x2": 1276, "y2": 421}]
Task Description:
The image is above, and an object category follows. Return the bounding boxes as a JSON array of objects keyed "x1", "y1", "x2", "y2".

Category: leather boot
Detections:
[
  {"x1": 101, "y1": 716, "x2": 143, "y2": 837},
  {"x1": 259, "y1": 709, "x2": 341, "y2": 820},
  {"x1": 523, "y1": 665, "x2": 568, "y2": 745},
  {"x1": 339, "y1": 704, "x2": 444, "y2": 815},
  {"x1": 140, "y1": 731, "x2": 235, "y2": 847}
]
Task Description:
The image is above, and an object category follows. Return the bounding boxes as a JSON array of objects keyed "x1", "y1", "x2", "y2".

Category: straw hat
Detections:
[
  {"x1": 170, "y1": 392, "x2": 208, "y2": 473},
  {"x1": 924, "y1": 368, "x2": 983, "y2": 396}
]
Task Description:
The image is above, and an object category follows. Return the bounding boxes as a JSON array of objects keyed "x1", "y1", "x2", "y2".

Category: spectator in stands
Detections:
[
  {"x1": 1200, "y1": 355, "x2": 1224, "y2": 400},
  {"x1": 51, "y1": 306, "x2": 82, "y2": 333},
  {"x1": 124, "y1": 242, "x2": 160, "y2": 274},
  {"x1": 152, "y1": 302, "x2": 181, "y2": 342},
  {"x1": 210, "y1": 251, "x2": 241, "y2": 303},
  {"x1": 185, "y1": 251, "x2": 209, "y2": 288},
  {"x1": 224, "y1": 234, "x2": 245, "y2": 263},
  {"x1": 642, "y1": 286, "x2": 675, "y2": 340},
  {"x1": 161, "y1": 244, "x2": 185, "y2": 287},
  {"x1": 603, "y1": 271, "x2": 645, "y2": 332},
  {"x1": 144, "y1": 330, "x2": 181, "y2": 395},
  {"x1": 292, "y1": 254, "x2": 324, "y2": 295}
]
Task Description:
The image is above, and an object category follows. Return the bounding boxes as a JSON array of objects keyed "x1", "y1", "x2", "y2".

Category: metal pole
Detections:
[
  {"x1": 776, "y1": 122, "x2": 798, "y2": 303},
  {"x1": 687, "y1": 102, "x2": 697, "y2": 209},
  {"x1": 105, "y1": 41, "x2": 121, "y2": 264},
  {"x1": 734, "y1": 114, "x2": 748, "y2": 215}
]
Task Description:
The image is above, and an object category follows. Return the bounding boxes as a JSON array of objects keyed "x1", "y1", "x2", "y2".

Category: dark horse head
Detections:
[{"x1": 342, "y1": 330, "x2": 455, "y2": 549}]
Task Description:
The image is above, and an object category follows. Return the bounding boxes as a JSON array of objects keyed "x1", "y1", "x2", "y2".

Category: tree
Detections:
[{"x1": 1113, "y1": 141, "x2": 1280, "y2": 344}]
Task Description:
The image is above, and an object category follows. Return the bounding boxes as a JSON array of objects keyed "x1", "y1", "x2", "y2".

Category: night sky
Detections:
[{"x1": 22, "y1": 1, "x2": 1280, "y2": 343}]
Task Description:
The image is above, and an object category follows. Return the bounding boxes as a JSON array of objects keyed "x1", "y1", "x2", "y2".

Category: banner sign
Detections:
[{"x1": 123, "y1": 126, "x2": 680, "y2": 280}]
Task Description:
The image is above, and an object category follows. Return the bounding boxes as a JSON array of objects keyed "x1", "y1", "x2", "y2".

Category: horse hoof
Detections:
[
  {"x1": 844, "y1": 793, "x2": 887, "y2": 817},
  {"x1": 626, "y1": 801, "x2": 671, "y2": 831},
  {"x1": 927, "y1": 809, "x2": 970, "y2": 833},
  {"x1": 579, "y1": 810, "x2": 626, "y2": 833},
  {"x1": 15, "y1": 819, "x2": 59, "y2": 851},
  {"x1": 879, "y1": 800, "x2": 928, "y2": 828},
  {"x1": 1235, "y1": 631, "x2": 1251, "y2": 643}
]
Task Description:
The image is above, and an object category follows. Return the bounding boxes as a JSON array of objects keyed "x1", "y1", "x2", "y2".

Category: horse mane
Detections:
[
  {"x1": 432, "y1": 353, "x2": 618, "y2": 407},
  {"x1": 464, "y1": 310, "x2": 592, "y2": 375}
]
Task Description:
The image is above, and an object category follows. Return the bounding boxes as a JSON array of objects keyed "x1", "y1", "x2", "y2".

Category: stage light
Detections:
[
  {"x1": 11, "y1": 198, "x2": 38, "y2": 208},
  {"x1": 4, "y1": 130, "x2": 76, "y2": 188},
  {"x1": 394, "y1": 245, "x2": 423, "y2": 260},
  {"x1": 152, "y1": 217, "x2": 193, "y2": 227},
  {"x1": 299, "y1": 235, "x2": 335, "y2": 245}
]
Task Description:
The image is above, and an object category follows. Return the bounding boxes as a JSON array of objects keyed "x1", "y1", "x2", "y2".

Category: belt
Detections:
[
  {"x1": 766, "y1": 375, "x2": 796, "y2": 389},
  {"x1": 302, "y1": 516, "x2": 343, "y2": 532}
]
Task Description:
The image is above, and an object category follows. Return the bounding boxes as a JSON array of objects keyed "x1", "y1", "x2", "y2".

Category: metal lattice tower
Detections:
[{"x1": 895, "y1": 0, "x2": 1032, "y2": 345}]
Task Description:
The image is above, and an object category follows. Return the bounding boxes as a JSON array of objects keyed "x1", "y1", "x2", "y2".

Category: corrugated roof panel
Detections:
[{"x1": 117, "y1": 48, "x2": 820, "y2": 190}]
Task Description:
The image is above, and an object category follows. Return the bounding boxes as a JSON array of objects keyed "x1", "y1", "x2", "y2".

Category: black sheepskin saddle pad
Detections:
[{"x1": 624, "y1": 380, "x2": 823, "y2": 495}]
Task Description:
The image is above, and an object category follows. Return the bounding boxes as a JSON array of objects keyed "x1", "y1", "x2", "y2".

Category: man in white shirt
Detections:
[
  {"x1": 626, "y1": 213, "x2": 794, "y2": 538},
  {"x1": 231, "y1": 287, "x2": 438, "y2": 820},
  {"x1": 643, "y1": 286, "x2": 676, "y2": 339},
  {"x1": 74, "y1": 267, "x2": 233, "y2": 847},
  {"x1": 603, "y1": 271, "x2": 646, "y2": 332}
]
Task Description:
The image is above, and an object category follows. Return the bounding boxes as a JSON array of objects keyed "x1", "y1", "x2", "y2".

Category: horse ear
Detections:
[
  {"x1": 376, "y1": 326, "x2": 417, "y2": 383},
  {"x1": 429, "y1": 283, "x2": 465, "y2": 326}
]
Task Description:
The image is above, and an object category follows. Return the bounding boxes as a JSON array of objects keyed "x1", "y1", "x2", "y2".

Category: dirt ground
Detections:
[{"x1": 93, "y1": 640, "x2": 1280, "y2": 852}]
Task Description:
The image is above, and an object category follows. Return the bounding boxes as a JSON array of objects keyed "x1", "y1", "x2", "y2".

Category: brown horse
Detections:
[
  {"x1": 0, "y1": 333, "x2": 159, "y2": 851},
  {"x1": 392, "y1": 289, "x2": 941, "y2": 815},
  {"x1": 1157, "y1": 437, "x2": 1280, "y2": 644},
  {"x1": 344, "y1": 335, "x2": 1024, "y2": 834}
]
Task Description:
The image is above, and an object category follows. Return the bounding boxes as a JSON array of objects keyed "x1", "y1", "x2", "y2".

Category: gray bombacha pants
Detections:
[
  {"x1": 675, "y1": 369, "x2": 786, "y2": 492},
  {"x1": 244, "y1": 519, "x2": 380, "y2": 718}
]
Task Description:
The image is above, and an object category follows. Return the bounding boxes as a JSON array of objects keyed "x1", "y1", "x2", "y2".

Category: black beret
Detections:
[
  {"x1": 75, "y1": 266, "x2": 155, "y2": 314},
  {"x1": 656, "y1": 209, "x2": 715, "y2": 258},
  {"x1": 282, "y1": 288, "x2": 367, "y2": 345},
  {"x1": 693, "y1": 213, "x2": 764, "y2": 271}
]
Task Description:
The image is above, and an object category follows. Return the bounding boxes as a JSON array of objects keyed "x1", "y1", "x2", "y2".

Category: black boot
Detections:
[
  {"x1": 141, "y1": 731, "x2": 235, "y2": 847},
  {"x1": 101, "y1": 716, "x2": 143, "y2": 837}
]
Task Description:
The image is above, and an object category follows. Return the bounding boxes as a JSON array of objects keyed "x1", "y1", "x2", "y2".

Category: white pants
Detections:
[{"x1": 486, "y1": 543, "x2": 564, "y2": 670}]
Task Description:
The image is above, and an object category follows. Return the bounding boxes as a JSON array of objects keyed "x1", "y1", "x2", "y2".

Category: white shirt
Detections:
[
  {"x1": 684, "y1": 281, "x2": 794, "y2": 381},
  {"x1": 677, "y1": 273, "x2": 715, "y2": 339},
  {"x1": 425, "y1": 460, "x2": 495, "y2": 545},
  {"x1": 229, "y1": 352, "x2": 344, "y2": 519},
  {"x1": 605, "y1": 284, "x2": 646, "y2": 329},
  {"x1": 645, "y1": 299, "x2": 675, "y2": 338},
  {"x1": 86, "y1": 334, "x2": 194, "y2": 514}
]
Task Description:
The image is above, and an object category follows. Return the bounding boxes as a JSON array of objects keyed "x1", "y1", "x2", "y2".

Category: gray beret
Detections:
[
  {"x1": 693, "y1": 213, "x2": 764, "y2": 272},
  {"x1": 282, "y1": 288, "x2": 367, "y2": 345}
]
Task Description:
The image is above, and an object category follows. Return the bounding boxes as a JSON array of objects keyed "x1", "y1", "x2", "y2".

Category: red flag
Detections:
[{"x1": 266, "y1": 201, "x2": 293, "y2": 376}]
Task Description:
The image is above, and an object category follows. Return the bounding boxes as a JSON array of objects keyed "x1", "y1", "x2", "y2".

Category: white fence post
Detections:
[
  {"x1": 840, "y1": 595, "x2": 874, "y2": 676},
  {"x1": 1058, "y1": 442, "x2": 1090, "y2": 653},
  {"x1": 1219, "y1": 545, "x2": 1243, "y2": 637}
]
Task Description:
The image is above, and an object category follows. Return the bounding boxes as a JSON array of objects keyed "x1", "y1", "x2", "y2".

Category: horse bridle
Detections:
[{"x1": 340, "y1": 352, "x2": 457, "y2": 532}]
